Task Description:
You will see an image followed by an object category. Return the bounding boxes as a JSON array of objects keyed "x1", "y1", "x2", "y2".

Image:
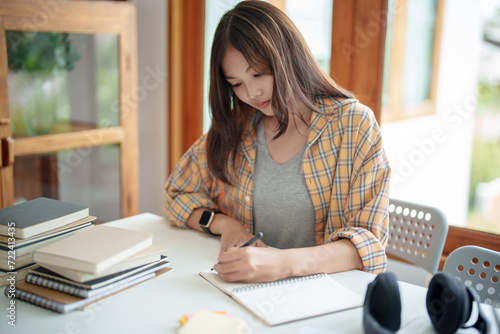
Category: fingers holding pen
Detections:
[
  {"x1": 214, "y1": 247, "x2": 257, "y2": 281},
  {"x1": 240, "y1": 232, "x2": 264, "y2": 247},
  {"x1": 215, "y1": 246, "x2": 284, "y2": 283},
  {"x1": 220, "y1": 230, "x2": 267, "y2": 254}
]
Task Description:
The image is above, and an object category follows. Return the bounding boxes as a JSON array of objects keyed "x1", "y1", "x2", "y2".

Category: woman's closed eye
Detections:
[{"x1": 227, "y1": 72, "x2": 265, "y2": 88}]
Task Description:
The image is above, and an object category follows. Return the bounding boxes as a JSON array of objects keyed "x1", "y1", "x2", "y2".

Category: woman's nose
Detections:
[{"x1": 247, "y1": 83, "x2": 263, "y2": 99}]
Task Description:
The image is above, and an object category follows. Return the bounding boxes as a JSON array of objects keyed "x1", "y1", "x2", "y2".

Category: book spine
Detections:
[
  {"x1": 26, "y1": 274, "x2": 88, "y2": 298},
  {"x1": 4, "y1": 286, "x2": 64, "y2": 313}
]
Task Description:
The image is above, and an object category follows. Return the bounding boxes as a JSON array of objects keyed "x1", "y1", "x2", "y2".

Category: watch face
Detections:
[{"x1": 199, "y1": 210, "x2": 214, "y2": 227}]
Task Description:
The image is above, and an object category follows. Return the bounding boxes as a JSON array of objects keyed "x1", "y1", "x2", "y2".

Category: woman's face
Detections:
[{"x1": 221, "y1": 47, "x2": 274, "y2": 116}]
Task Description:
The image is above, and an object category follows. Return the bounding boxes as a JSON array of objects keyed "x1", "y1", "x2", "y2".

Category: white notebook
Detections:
[{"x1": 199, "y1": 270, "x2": 363, "y2": 326}]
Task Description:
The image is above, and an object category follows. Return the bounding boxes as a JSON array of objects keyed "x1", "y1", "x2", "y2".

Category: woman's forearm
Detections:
[{"x1": 281, "y1": 239, "x2": 363, "y2": 277}]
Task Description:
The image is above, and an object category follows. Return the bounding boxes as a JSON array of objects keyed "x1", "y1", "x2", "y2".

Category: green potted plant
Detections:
[{"x1": 6, "y1": 31, "x2": 81, "y2": 136}]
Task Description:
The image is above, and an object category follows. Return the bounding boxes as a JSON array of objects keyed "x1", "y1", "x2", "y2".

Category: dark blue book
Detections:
[{"x1": 0, "y1": 197, "x2": 89, "y2": 239}]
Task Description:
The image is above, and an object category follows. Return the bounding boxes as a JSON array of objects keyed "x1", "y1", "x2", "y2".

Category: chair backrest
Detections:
[
  {"x1": 443, "y1": 245, "x2": 500, "y2": 308},
  {"x1": 387, "y1": 199, "x2": 448, "y2": 274}
]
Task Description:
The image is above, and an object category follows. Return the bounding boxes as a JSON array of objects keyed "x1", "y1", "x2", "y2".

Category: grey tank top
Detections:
[{"x1": 252, "y1": 120, "x2": 316, "y2": 249}]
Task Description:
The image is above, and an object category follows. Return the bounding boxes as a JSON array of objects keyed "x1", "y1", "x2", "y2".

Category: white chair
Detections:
[
  {"x1": 386, "y1": 199, "x2": 449, "y2": 274},
  {"x1": 443, "y1": 245, "x2": 500, "y2": 308}
]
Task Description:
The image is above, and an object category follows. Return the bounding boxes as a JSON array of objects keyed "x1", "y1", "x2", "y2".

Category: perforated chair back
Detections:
[
  {"x1": 387, "y1": 199, "x2": 448, "y2": 274},
  {"x1": 443, "y1": 245, "x2": 500, "y2": 308}
]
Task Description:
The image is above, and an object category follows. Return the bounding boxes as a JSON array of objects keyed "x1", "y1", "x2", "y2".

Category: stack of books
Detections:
[
  {"x1": 7, "y1": 225, "x2": 170, "y2": 313},
  {"x1": 0, "y1": 197, "x2": 95, "y2": 286}
]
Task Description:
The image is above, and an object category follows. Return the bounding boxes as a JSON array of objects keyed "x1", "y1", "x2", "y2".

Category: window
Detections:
[
  {"x1": 466, "y1": 0, "x2": 500, "y2": 234},
  {"x1": 382, "y1": 0, "x2": 444, "y2": 123},
  {"x1": 202, "y1": 0, "x2": 241, "y2": 133},
  {"x1": 381, "y1": 0, "x2": 500, "y2": 260},
  {"x1": 284, "y1": 0, "x2": 333, "y2": 74}
]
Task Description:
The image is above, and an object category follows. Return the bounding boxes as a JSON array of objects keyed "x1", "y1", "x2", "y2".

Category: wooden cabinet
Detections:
[{"x1": 0, "y1": 0, "x2": 138, "y2": 220}]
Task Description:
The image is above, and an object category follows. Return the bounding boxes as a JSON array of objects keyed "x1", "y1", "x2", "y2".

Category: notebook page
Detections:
[
  {"x1": 199, "y1": 271, "x2": 363, "y2": 326},
  {"x1": 199, "y1": 270, "x2": 249, "y2": 296}
]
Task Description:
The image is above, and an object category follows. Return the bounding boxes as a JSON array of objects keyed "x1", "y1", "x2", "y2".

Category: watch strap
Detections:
[{"x1": 200, "y1": 225, "x2": 215, "y2": 235}]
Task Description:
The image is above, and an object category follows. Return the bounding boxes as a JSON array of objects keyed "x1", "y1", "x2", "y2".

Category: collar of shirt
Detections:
[{"x1": 239, "y1": 96, "x2": 359, "y2": 162}]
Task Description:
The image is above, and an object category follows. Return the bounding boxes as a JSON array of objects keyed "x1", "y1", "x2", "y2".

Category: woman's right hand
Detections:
[
  {"x1": 185, "y1": 208, "x2": 266, "y2": 256},
  {"x1": 215, "y1": 215, "x2": 267, "y2": 255}
]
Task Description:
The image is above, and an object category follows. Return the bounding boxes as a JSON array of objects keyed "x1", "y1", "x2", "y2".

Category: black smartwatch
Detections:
[{"x1": 199, "y1": 209, "x2": 223, "y2": 235}]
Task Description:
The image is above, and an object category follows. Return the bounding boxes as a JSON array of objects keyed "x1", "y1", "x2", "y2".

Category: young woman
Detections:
[{"x1": 164, "y1": 0, "x2": 391, "y2": 283}]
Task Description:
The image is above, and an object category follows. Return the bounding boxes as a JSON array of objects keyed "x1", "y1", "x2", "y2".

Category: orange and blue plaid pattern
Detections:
[{"x1": 164, "y1": 97, "x2": 391, "y2": 273}]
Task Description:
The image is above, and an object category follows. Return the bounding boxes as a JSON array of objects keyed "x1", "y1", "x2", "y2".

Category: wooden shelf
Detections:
[
  {"x1": 14, "y1": 126, "x2": 124, "y2": 156},
  {"x1": 13, "y1": 120, "x2": 99, "y2": 139}
]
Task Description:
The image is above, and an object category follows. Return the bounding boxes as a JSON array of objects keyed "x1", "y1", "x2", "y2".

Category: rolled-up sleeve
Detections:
[
  {"x1": 332, "y1": 161, "x2": 391, "y2": 274},
  {"x1": 164, "y1": 135, "x2": 216, "y2": 228},
  {"x1": 323, "y1": 102, "x2": 391, "y2": 274}
]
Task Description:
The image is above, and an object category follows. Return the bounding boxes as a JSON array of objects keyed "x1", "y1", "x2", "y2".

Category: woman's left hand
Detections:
[{"x1": 213, "y1": 246, "x2": 291, "y2": 283}]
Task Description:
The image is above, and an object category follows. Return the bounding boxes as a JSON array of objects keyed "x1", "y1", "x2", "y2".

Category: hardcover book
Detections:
[
  {"x1": 0, "y1": 197, "x2": 89, "y2": 239},
  {"x1": 0, "y1": 216, "x2": 96, "y2": 246},
  {"x1": 36, "y1": 244, "x2": 167, "y2": 282},
  {"x1": 33, "y1": 225, "x2": 153, "y2": 274},
  {"x1": 0, "y1": 221, "x2": 94, "y2": 271},
  {"x1": 0, "y1": 263, "x2": 39, "y2": 287}
]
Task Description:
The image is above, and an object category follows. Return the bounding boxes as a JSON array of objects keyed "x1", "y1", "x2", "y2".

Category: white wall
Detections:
[
  {"x1": 136, "y1": 0, "x2": 168, "y2": 217},
  {"x1": 381, "y1": 0, "x2": 482, "y2": 228}
]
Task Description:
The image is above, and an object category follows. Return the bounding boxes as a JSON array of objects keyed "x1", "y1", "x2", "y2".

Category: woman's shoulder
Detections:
[
  {"x1": 316, "y1": 96, "x2": 377, "y2": 124},
  {"x1": 193, "y1": 133, "x2": 209, "y2": 148},
  {"x1": 316, "y1": 96, "x2": 370, "y2": 114},
  {"x1": 181, "y1": 133, "x2": 209, "y2": 160}
]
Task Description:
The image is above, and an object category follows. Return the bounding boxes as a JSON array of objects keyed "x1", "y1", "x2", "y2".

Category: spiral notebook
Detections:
[
  {"x1": 199, "y1": 270, "x2": 363, "y2": 326},
  {"x1": 8, "y1": 267, "x2": 172, "y2": 313}
]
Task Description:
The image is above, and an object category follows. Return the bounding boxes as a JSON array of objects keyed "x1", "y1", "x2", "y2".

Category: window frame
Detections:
[
  {"x1": 167, "y1": 0, "x2": 205, "y2": 173},
  {"x1": 382, "y1": 0, "x2": 445, "y2": 123},
  {"x1": 330, "y1": 0, "x2": 388, "y2": 123}
]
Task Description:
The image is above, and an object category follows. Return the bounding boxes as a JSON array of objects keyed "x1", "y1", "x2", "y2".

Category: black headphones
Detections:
[{"x1": 363, "y1": 272, "x2": 490, "y2": 334}]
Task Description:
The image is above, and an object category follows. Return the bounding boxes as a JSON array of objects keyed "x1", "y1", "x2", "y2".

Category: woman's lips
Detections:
[{"x1": 256, "y1": 100, "x2": 270, "y2": 109}]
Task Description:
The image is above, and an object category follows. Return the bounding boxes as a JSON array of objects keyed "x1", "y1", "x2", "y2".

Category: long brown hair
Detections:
[{"x1": 207, "y1": 0, "x2": 354, "y2": 184}]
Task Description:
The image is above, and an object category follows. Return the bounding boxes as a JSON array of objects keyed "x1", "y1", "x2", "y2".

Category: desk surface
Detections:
[{"x1": 1, "y1": 213, "x2": 437, "y2": 334}]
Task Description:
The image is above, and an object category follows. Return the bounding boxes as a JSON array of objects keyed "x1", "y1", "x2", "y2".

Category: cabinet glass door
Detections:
[{"x1": 0, "y1": 1, "x2": 138, "y2": 220}]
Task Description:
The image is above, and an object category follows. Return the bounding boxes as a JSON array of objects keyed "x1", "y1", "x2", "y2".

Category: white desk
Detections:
[{"x1": 1, "y1": 213, "x2": 437, "y2": 334}]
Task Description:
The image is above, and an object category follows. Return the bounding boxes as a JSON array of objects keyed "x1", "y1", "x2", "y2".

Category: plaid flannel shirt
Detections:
[{"x1": 164, "y1": 97, "x2": 391, "y2": 273}]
